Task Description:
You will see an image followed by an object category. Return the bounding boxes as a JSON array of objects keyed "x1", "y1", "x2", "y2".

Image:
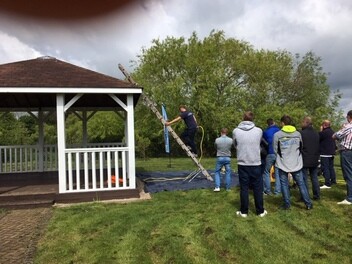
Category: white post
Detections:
[
  {"x1": 126, "y1": 95, "x2": 136, "y2": 188},
  {"x1": 38, "y1": 110, "x2": 44, "y2": 171},
  {"x1": 56, "y1": 94, "x2": 67, "y2": 193}
]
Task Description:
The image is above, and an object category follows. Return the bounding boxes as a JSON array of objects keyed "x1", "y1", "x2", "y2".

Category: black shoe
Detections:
[
  {"x1": 306, "y1": 204, "x2": 313, "y2": 210},
  {"x1": 279, "y1": 205, "x2": 290, "y2": 210},
  {"x1": 313, "y1": 197, "x2": 320, "y2": 201}
]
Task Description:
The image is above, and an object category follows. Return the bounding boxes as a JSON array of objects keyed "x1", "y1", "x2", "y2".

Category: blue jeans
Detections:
[
  {"x1": 320, "y1": 156, "x2": 336, "y2": 186},
  {"x1": 214, "y1": 157, "x2": 232, "y2": 189},
  {"x1": 238, "y1": 165, "x2": 264, "y2": 215},
  {"x1": 340, "y1": 150, "x2": 352, "y2": 202},
  {"x1": 262, "y1": 154, "x2": 280, "y2": 194},
  {"x1": 302, "y1": 167, "x2": 320, "y2": 200},
  {"x1": 273, "y1": 167, "x2": 281, "y2": 194},
  {"x1": 279, "y1": 169, "x2": 312, "y2": 208}
]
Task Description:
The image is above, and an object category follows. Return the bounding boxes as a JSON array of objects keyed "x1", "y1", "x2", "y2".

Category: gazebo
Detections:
[{"x1": 0, "y1": 56, "x2": 143, "y2": 204}]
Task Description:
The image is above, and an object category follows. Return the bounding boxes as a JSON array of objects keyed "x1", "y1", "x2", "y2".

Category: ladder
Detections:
[{"x1": 118, "y1": 64, "x2": 213, "y2": 181}]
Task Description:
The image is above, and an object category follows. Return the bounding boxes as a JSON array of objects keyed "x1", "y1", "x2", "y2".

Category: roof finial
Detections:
[{"x1": 38, "y1": 56, "x2": 56, "y2": 60}]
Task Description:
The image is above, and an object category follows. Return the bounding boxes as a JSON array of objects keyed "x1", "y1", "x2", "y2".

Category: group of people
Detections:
[
  {"x1": 214, "y1": 110, "x2": 352, "y2": 218},
  {"x1": 166, "y1": 105, "x2": 352, "y2": 217}
]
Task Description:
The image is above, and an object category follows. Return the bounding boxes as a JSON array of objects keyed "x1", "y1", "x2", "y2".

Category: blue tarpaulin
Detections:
[{"x1": 137, "y1": 170, "x2": 239, "y2": 193}]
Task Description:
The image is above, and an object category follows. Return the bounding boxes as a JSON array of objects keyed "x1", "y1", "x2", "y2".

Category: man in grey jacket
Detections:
[
  {"x1": 233, "y1": 111, "x2": 267, "y2": 217},
  {"x1": 273, "y1": 115, "x2": 313, "y2": 210},
  {"x1": 214, "y1": 128, "x2": 233, "y2": 192}
]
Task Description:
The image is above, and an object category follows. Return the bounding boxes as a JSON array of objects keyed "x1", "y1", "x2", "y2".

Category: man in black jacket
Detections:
[
  {"x1": 300, "y1": 116, "x2": 320, "y2": 200},
  {"x1": 319, "y1": 120, "x2": 337, "y2": 188}
]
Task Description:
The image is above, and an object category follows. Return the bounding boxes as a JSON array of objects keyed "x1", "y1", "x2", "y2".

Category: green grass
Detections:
[
  {"x1": 136, "y1": 157, "x2": 218, "y2": 172},
  {"x1": 34, "y1": 157, "x2": 352, "y2": 264}
]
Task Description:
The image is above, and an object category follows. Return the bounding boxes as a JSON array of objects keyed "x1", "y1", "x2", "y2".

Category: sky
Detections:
[{"x1": 0, "y1": 0, "x2": 351, "y2": 113}]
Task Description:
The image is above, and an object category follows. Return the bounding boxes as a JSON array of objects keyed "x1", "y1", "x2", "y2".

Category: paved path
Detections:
[{"x1": 0, "y1": 208, "x2": 52, "y2": 264}]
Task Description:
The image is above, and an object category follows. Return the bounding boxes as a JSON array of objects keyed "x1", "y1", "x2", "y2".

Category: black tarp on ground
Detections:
[{"x1": 137, "y1": 170, "x2": 239, "y2": 193}]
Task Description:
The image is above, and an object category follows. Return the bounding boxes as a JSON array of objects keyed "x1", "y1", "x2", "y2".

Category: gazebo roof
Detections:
[
  {"x1": 0, "y1": 56, "x2": 138, "y2": 88},
  {"x1": 0, "y1": 56, "x2": 142, "y2": 111}
]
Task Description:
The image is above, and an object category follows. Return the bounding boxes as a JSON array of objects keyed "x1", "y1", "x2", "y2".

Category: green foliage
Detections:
[
  {"x1": 65, "y1": 114, "x2": 83, "y2": 145},
  {"x1": 0, "y1": 111, "x2": 127, "y2": 146},
  {"x1": 132, "y1": 30, "x2": 342, "y2": 156},
  {"x1": 0, "y1": 113, "x2": 38, "y2": 145},
  {"x1": 88, "y1": 112, "x2": 125, "y2": 143},
  {"x1": 135, "y1": 131, "x2": 151, "y2": 159}
]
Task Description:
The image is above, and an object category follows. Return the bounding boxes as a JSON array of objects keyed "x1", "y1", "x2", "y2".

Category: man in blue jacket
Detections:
[{"x1": 262, "y1": 118, "x2": 281, "y2": 195}]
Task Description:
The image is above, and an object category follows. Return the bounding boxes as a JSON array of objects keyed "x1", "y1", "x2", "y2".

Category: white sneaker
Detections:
[
  {"x1": 320, "y1": 185, "x2": 331, "y2": 189},
  {"x1": 236, "y1": 211, "x2": 248, "y2": 218},
  {"x1": 213, "y1": 187, "x2": 220, "y2": 192},
  {"x1": 259, "y1": 210, "x2": 268, "y2": 217},
  {"x1": 337, "y1": 199, "x2": 352, "y2": 205}
]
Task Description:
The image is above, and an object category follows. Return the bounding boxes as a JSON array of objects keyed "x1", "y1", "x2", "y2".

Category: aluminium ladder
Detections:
[{"x1": 118, "y1": 64, "x2": 213, "y2": 181}]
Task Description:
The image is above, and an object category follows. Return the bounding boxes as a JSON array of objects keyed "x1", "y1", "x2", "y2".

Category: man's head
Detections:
[
  {"x1": 220, "y1": 128, "x2": 228, "y2": 135},
  {"x1": 347, "y1": 110, "x2": 352, "y2": 122},
  {"x1": 280, "y1": 115, "x2": 293, "y2": 126},
  {"x1": 322, "y1": 120, "x2": 331, "y2": 129},
  {"x1": 301, "y1": 116, "x2": 312, "y2": 129},
  {"x1": 243, "y1": 111, "x2": 254, "y2": 121},
  {"x1": 267, "y1": 118, "x2": 274, "y2": 126},
  {"x1": 179, "y1": 105, "x2": 187, "y2": 112}
]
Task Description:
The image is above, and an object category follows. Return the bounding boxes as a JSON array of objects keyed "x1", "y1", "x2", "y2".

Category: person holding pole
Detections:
[{"x1": 165, "y1": 105, "x2": 198, "y2": 156}]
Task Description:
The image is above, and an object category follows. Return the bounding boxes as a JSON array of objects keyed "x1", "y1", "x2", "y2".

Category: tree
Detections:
[
  {"x1": 131, "y1": 30, "x2": 342, "y2": 156},
  {"x1": 88, "y1": 112, "x2": 125, "y2": 143},
  {"x1": 0, "y1": 113, "x2": 33, "y2": 145}
]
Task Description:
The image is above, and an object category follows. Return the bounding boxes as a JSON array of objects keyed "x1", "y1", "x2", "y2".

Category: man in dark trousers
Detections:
[
  {"x1": 166, "y1": 105, "x2": 198, "y2": 156},
  {"x1": 319, "y1": 120, "x2": 337, "y2": 189},
  {"x1": 300, "y1": 116, "x2": 320, "y2": 200},
  {"x1": 233, "y1": 111, "x2": 267, "y2": 217}
]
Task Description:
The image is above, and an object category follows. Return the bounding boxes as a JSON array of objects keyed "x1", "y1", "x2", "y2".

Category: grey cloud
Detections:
[{"x1": 0, "y1": 0, "x2": 351, "y2": 112}]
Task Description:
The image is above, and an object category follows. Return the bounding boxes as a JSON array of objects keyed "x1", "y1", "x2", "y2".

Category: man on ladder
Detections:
[
  {"x1": 118, "y1": 63, "x2": 212, "y2": 181},
  {"x1": 165, "y1": 105, "x2": 198, "y2": 157}
]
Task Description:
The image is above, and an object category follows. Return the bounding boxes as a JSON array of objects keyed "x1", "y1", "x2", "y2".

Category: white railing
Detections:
[
  {"x1": 65, "y1": 147, "x2": 130, "y2": 193},
  {"x1": 0, "y1": 143, "x2": 124, "y2": 174},
  {"x1": 0, "y1": 145, "x2": 52, "y2": 173}
]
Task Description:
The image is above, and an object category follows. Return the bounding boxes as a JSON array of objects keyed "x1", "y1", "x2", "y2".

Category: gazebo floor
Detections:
[{"x1": 0, "y1": 172, "x2": 140, "y2": 209}]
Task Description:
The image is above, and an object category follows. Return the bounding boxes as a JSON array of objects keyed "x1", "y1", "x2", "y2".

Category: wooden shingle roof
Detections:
[
  {"x1": 0, "y1": 56, "x2": 142, "y2": 111},
  {"x1": 0, "y1": 56, "x2": 138, "y2": 88}
]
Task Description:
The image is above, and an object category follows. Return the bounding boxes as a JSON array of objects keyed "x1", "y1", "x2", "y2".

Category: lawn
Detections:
[{"x1": 34, "y1": 157, "x2": 352, "y2": 264}]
